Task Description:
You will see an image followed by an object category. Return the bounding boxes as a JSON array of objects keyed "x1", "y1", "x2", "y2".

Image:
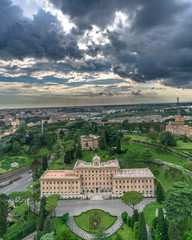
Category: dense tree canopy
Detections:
[
  {"x1": 159, "y1": 131, "x2": 176, "y2": 146},
  {"x1": 164, "y1": 182, "x2": 192, "y2": 224}
]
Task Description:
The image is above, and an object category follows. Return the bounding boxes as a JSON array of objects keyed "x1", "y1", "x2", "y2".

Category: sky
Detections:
[{"x1": 0, "y1": 0, "x2": 192, "y2": 108}]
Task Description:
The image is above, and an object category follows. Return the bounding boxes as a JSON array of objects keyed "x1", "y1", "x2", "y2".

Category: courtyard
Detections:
[{"x1": 55, "y1": 198, "x2": 156, "y2": 217}]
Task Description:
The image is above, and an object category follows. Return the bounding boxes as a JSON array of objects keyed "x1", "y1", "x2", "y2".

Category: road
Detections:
[{"x1": 0, "y1": 171, "x2": 33, "y2": 195}]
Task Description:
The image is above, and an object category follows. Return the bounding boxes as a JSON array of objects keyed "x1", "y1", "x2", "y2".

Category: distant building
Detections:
[
  {"x1": 40, "y1": 155, "x2": 155, "y2": 199},
  {"x1": 166, "y1": 114, "x2": 192, "y2": 138},
  {"x1": 80, "y1": 134, "x2": 99, "y2": 150}
]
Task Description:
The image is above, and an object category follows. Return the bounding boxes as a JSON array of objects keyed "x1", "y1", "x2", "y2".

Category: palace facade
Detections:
[{"x1": 40, "y1": 155, "x2": 155, "y2": 199}]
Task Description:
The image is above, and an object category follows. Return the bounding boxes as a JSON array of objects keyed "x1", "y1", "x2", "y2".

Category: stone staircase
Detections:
[{"x1": 67, "y1": 216, "x2": 123, "y2": 240}]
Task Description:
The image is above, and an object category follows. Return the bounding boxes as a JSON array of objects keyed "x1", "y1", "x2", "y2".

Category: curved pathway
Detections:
[{"x1": 67, "y1": 216, "x2": 123, "y2": 240}]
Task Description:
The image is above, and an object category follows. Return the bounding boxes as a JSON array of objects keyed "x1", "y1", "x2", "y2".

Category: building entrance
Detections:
[{"x1": 96, "y1": 188, "x2": 98, "y2": 193}]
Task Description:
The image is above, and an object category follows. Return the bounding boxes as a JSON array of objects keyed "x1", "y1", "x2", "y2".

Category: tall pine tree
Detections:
[
  {"x1": 138, "y1": 212, "x2": 147, "y2": 240},
  {"x1": 155, "y1": 182, "x2": 165, "y2": 203},
  {"x1": 0, "y1": 198, "x2": 7, "y2": 237}
]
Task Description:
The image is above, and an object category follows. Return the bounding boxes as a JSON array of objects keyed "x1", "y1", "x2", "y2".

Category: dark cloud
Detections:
[
  {"x1": 0, "y1": 0, "x2": 83, "y2": 60},
  {"x1": 130, "y1": 90, "x2": 141, "y2": 96},
  {"x1": 0, "y1": 0, "x2": 192, "y2": 91}
]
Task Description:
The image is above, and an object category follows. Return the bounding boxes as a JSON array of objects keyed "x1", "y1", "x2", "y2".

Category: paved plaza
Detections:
[{"x1": 56, "y1": 198, "x2": 156, "y2": 217}]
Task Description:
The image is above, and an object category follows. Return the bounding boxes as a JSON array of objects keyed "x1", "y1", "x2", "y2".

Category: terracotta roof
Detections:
[{"x1": 41, "y1": 170, "x2": 80, "y2": 179}]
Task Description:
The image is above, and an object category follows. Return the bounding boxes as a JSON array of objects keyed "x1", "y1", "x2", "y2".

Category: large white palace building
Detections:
[{"x1": 40, "y1": 155, "x2": 155, "y2": 198}]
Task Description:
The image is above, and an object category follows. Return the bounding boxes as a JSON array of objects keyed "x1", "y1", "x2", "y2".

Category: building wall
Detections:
[
  {"x1": 41, "y1": 169, "x2": 155, "y2": 198},
  {"x1": 112, "y1": 177, "x2": 154, "y2": 197},
  {"x1": 80, "y1": 135, "x2": 99, "y2": 150},
  {"x1": 41, "y1": 178, "x2": 81, "y2": 198}
]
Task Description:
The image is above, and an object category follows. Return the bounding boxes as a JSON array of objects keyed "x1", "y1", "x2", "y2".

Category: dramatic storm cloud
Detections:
[{"x1": 0, "y1": 0, "x2": 192, "y2": 107}]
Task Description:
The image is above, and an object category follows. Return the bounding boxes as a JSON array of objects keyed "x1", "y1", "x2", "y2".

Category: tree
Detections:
[
  {"x1": 18, "y1": 191, "x2": 32, "y2": 203},
  {"x1": 185, "y1": 229, "x2": 192, "y2": 240},
  {"x1": 164, "y1": 182, "x2": 192, "y2": 224},
  {"x1": 31, "y1": 159, "x2": 42, "y2": 181},
  {"x1": 8, "y1": 191, "x2": 21, "y2": 205},
  {"x1": 122, "y1": 191, "x2": 144, "y2": 210},
  {"x1": 158, "y1": 208, "x2": 168, "y2": 240},
  {"x1": 41, "y1": 231, "x2": 56, "y2": 240},
  {"x1": 138, "y1": 212, "x2": 147, "y2": 240},
  {"x1": 99, "y1": 133, "x2": 107, "y2": 150},
  {"x1": 42, "y1": 156, "x2": 48, "y2": 171},
  {"x1": 38, "y1": 196, "x2": 47, "y2": 232},
  {"x1": 141, "y1": 148, "x2": 153, "y2": 163},
  {"x1": 131, "y1": 209, "x2": 139, "y2": 229},
  {"x1": 0, "y1": 198, "x2": 8, "y2": 237},
  {"x1": 43, "y1": 216, "x2": 52, "y2": 234},
  {"x1": 148, "y1": 130, "x2": 158, "y2": 140},
  {"x1": 29, "y1": 192, "x2": 40, "y2": 216},
  {"x1": 159, "y1": 131, "x2": 176, "y2": 146},
  {"x1": 12, "y1": 140, "x2": 21, "y2": 153},
  {"x1": 121, "y1": 212, "x2": 128, "y2": 223},
  {"x1": 64, "y1": 151, "x2": 72, "y2": 164},
  {"x1": 76, "y1": 143, "x2": 82, "y2": 159},
  {"x1": 116, "y1": 138, "x2": 121, "y2": 155},
  {"x1": 60, "y1": 228, "x2": 74, "y2": 240},
  {"x1": 14, "y1": 203, "x2": 28, "y2": 224},
  {"x1": 45, "y1": 194, "x2": 60, "y2": 229},
  {"x1": 155, "y1": 182, "x2": 165, "y2": 203},
  {"x1": 168, "y1": 220, "x2": 181, "y2": 240},
  {"x1": 0, "y1": 193, "x2": 9, "y2": 207},
  {"x1": 133, "y1": 221, "x2": 139, "y2": 240}
]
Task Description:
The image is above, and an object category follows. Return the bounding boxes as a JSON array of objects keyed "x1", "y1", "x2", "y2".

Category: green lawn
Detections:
[
  {"x1": 26, "y1": 180, "x2": 40, "y2": 191},
  {"x1": 74, "y1": 209, "x2": 117, "y2": 234},
  {"x1": 150, "y1": 167, "x2": 182, "y2": 191},
  {"x1": 55, "y1": 218, "x2": 82, "y2": 240},
  {"x1": 174, "y1": 140, "x2": 192, "y2": 150},
  {"x1": 0, "y1": 155, "x2": 34, "y2": 174},
  {"x1": 143, "y1": 202, "x2": 163, "y2": 228},
  {"x1": 120, "y1": 142, "x2": 186, "y2": 167},
  {"x1": 111, "y1": 224, "x2": 134, "y2": 240}
]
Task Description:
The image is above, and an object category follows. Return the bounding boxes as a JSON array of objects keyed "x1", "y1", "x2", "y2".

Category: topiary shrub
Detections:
[
  {"x1": 121, "y1": 212, "x2": 128, "y2": 223},
  {"x1": 62, "y1": 213, "x2": 69, "y2": 224},
  {"x1": 127, "y1": 216, "x2": 132, "y2": 227}
]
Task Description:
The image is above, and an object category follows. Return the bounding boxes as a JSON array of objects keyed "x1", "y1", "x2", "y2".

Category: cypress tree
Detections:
[
  {"x1": 131, "y1": 209, "x2": 139, "y2": 229},
  {"x1": 0, "y1": 198, "x2": 8, "y2": 237},
  {"x1": 155, "y1": 182, "x2": 165, "y2": 203},
  {"x1": 42, "y1": 156, "x2": 48, "y2": 171},
  {"x1": 38, "y1": 196, "x2": 47, "y2": 231},
  {"x1": 43, "y1": 215, "x2": 52, "y2": 234},
  {"x1": 99, "y1": 133, "x2": 107, "y2": 150},
  {"x1": 116, "y1": 138, "x2": 121, "y2": 155},
  {"x1": 64, "y1": 151, "x2": 72, "y2": 164},
  {"x1": 138, "y1": 212, "x2": 147, "y2": 240},
  {"x1": 158, "y1": 208, "x2": 168, "y2": 240},
  {"x1": 76, "y1": 143, "x2": 82, "y2": 159}
]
